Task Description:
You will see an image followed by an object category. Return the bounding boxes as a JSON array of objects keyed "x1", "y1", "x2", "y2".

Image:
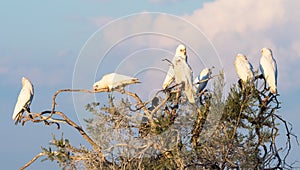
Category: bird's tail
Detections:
[
  {"x1": 185, "y1": 84, "x2": 195, "y2": 104},
  {"x1": 270, "y1": 87, "x2": 277, "y2": 94},
  {"x1": 13, "y1": 112, "x2": 23, "y2": 125}
]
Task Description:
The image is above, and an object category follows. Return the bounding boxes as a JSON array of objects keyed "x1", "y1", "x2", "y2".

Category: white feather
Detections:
[
  {"x1": 12, "y1": 77, "x2": 34, "y2": 124},
  {"x1": 234, "y1": 53, "x2": 254, "y2": 82},
  {"x1": 162, "y1": 66, "x2": 174, "y2": 89},
  {"x1": 260, "y1": 48, "x2": 278, "y2": 94},
  {"x1": 93, "y1": 73, "x2": 140, "y2": 91}
]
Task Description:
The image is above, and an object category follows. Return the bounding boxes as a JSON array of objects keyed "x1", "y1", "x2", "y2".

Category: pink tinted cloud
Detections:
[
  {"x1": 87, "y1": 0, "x2": 300, "y2": 92},
  {"x1": 183, "y1": 0, "x2": 300, "y2": 91}
]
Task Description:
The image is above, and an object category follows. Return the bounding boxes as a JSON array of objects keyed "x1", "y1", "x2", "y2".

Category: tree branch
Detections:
[
  {"x1": 20, "y1": 152, "x2": 46, "y2": 170},
  {"x1": 42, "y1": 89, "x2": 108, "y2": 122},
  {"x1": 53, "y1": 111, "x2": 106, "y2": 162}
]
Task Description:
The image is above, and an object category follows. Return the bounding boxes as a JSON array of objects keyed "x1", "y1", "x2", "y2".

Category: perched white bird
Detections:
[
  {"x1": 12, "y1": 77, "x2": 34, "y2": 124},
  {"x1": 234, "y1": 53, "x2": 254, "y2": 83},
  {"x1": 162, "y1": 44, "x2": 187, "y2": 89},
  {"x1": 172, "y1": 45, "x2": 195, "y2": 104},
  {"x1": 193, "y1": 68, "x2": 211, "y2": 94},
  {"x1": 93, "y1": 73, "x2": 140, "y2": 91},
  {"x1": 260, "y1": 48, "x2": 278, "y2": 94}
]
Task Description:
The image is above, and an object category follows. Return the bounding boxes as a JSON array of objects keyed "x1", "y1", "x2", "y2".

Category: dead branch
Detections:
[
  {"x1": 20, "y1": 152, "x2": 46, "y2": 170},
  {"x1": 120, "y1": 90, "x2": 158, "y2": 127},
  {"x1": 150, "y1": 91, "x2": 170, "y2": 116},
  {"x1": 43, "y1": 89, "x2": 108, "y2": 122},
  {"x1": 20, "y1": 110, "x2": 108, "y2": 169}
]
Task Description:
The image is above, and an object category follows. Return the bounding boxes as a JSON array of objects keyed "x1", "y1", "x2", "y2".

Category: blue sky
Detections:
[{"x1": 1, "y1": 0, "x2": 300, "y2": 169}]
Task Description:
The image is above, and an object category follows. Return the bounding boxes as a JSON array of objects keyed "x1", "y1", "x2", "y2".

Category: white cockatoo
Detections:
[
  {"x1": 12, "y1": 77, "x2": 34, "y2": 124},
  {"x1": 172, "y1": 45, "x2": 195, "y2": 104},
  {"x1": 234, "y1": 53, "x2": 254, "y2": 83},
  {"x1": 193, "y1": 68, "x2": 211, "y2": 94},
  {"x1": 260, "y1": 48, "x2": 278, "y2": 94},
  {"x1": 162, "y1": 44, "x2": 187, "y2": 89},
  {"x1": 93, "y1": 73, "x2": 140, "y2": 91}
]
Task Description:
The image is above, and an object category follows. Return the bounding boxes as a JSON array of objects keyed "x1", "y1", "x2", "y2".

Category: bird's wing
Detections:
[
  {"x1": 106, "y1": 73, "x2": 139, "y2": 90},
  {"x1": 24, "y1": 78, "x2": 34, "y2": 96},
  {"x1": 249, "y1": 61, "x2": 254, "y2": 73},
  {"x1": 198, "y1": 70, "x2": 210, "y2": 93},
  {"x1": 199, "y1": 69, "x2": 210, "y2": 82},
  {"x1": 12, "y1": 88, "x2": 31, "y2": 121},
  {"x1": 234, "y1": 57, "x2": 245, "y2": 81},
  {"x1": 260, "y1": 55, "x2": 277, "y2": 93},
  {"x1": 174, "y1": 57, "x2": 195, "y2": 103},
  {"x1": 184, "y1": 62, "x2": 195, "y2": 103},
  {"x1": 272, "y1": 58, "x2": 278, "y2": 86},
  {"x1": 235, "y1": 57, "x2": 254, "y2": 82},
  {"x1": 94, "y1": 73, "x2": 139, "y2": 91},
  {"x1": 173, "y1": 56, "x2": 184, "y2": 84},
  {"x1": 113, "y1": 74, "x2": 139, "y2": 85},
  {"x1": 162, "y1": 66, "x2": 175, "y2": 89},
  {"x1": 245, "y1": 60, "x2": 254, "y2": 80},
  {"x1": 193, "y1": 75, "x2": 200, "y2": 92}
]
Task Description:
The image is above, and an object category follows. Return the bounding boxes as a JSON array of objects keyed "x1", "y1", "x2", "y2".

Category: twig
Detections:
[
  {"x1": 273, "y1": 114, "x2": 298, "y2": 163},
  {"x1": 119, "y1": 90, "x2": 158, "y2": 128},
  {"x1": 22, "y1": 110, "x2": 107, "y2": 163},
  {"x1": 53, "y1": 111, "x2": 106, "y2": 161},
  {"x1": 193, "y1": 74, "x2": 218, "y2": 85},
  {"x1": 20, "y1": 152, "x2": 46, "y2": 170},
  {"x1": 162, "y1": 58, "x2": 174, "y2": 67},
  {"x1": 150, "y1": 91, "x2": 171, "y2": 116}
]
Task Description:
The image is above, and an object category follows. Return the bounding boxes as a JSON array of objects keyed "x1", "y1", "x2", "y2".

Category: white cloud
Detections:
[
  {"x1": 87, "y1": 0, "x2": 300, "y2": 93},
  {"x1": 183, "y1": 0, "x2": 300, "y2": 92},
  {"x1": 83, "y1": 12, "x2": 222, "y2": 98},
  {"x1": 185, "y1": 0, "x2": 285, "y2": 38}
]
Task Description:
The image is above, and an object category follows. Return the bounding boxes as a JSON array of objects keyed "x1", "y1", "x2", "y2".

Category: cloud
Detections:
[
  {"x1": 86, "y1": 0, "x2": 300, "y2": 93},
  {"x1": 183, "y1": 0, "x2": 300, "y2": 92},
  {"x1": 185, "y1": 0, "x2": 285, "y2": 38},
  {"x1": 81, "y1": 12, "x2": 221, "y2": 99}
]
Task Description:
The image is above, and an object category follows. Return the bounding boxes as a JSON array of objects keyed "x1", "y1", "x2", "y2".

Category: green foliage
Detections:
[{"x1": 41, "y1": 134, "x2": 75, "y2": 169}]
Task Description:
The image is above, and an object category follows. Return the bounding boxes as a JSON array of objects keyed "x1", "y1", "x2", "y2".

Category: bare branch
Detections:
[
  {"x1": 150, "y1": 91, "x2": 170, "y2": 116},
  {"x1": 20, "y1": 152, "x2": 46, "y2": 170},
  {"x1": 43, "y1": 89, "x2": 108, "y2": 122}
]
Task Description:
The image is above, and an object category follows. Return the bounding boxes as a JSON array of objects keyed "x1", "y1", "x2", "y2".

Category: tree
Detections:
[{"x1": 19, "y1": 71, "x2": 297, "y2": 170}]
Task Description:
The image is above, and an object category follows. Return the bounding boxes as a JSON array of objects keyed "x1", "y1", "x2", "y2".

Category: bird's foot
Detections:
[
  {"x1": 238, "y1": 79, "x2": 243, "y2": 90},
  {"x1": 255, "y1": 74, "x2": 264, "y2": 80}
]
